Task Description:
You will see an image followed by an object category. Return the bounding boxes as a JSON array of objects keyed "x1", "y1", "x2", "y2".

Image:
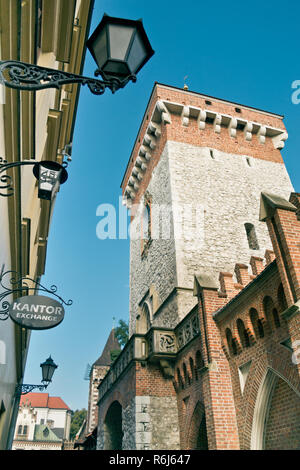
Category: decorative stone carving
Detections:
[
  {"x1": 257, "y1": 125, "x2": 266, "y2": 144},
  {"x1": 176, "y1": 311, "x2": 200, "y2": 351},
  {"x1": 159, "y1": 359, "x2": 174, "y2": 378},
  {"x1": 244, "y1": 121, "x2": 253, "y2": 141},
  {"x1": 148, "y1": 122, "x2": 161, "y2": 138},
  {"x1": 229, "y1": 117, "x2": 237, "y2": 138},
  {"x1": 181, "y1": 105, "x2": 189, "y2": 127},
  {"x1": 144, "y1": 134, "x2": 156, "y2": 150},
  {"x1": 197, "y1": 109, "x2": 206, "y2": 130},
  {"x1": 159, "y1": 333, "x2": 176, "y2": 353},
  {"x1": 272, "y1": 131, "x2": 288, "y2": 149},
  {"x1": 156, "y1": 100, "x2": 171, "y2": 124},
  {"x1": 214, "y1": 113, "x2": 222, "y2": 133}
]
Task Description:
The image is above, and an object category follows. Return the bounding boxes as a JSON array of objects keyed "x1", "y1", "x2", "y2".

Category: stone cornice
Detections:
[{"x1": 122, "y1": 94, "x2": 288, "y2": 209}]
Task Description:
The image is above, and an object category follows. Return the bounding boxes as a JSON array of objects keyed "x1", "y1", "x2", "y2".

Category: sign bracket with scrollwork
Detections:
[{"x1": 0, "y1": 266, "x2": 72, "y2": 323}]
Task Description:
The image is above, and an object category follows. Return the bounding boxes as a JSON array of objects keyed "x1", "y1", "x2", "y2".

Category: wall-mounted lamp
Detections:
[
  {"x1": 0, "y1": 14, "x2": 154, "y2": 95},
  {"x1": 0, "y1": 158, "x2": 68, "y2": 199},
  {"x1": 0, "y1": 14, "x2": 154, "y2": 198},
  {"x1": 15, "y1": 356, "x2": 58, "y2": 396}
]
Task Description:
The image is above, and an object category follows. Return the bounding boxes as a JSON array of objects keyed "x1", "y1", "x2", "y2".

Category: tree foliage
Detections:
[
  {"x1": 114, "y1": 319, "x2": 129, "y2": 348},
  {"x1": 70, "y1": 408, "x2": 87, "y2": 441},
  {"x1": 110, "y1": 349, "x2": 121, "y2": 362}
]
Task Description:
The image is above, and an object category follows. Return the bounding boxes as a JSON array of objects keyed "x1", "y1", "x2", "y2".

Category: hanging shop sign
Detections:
[{"x1": 9, "y1": 295, "x2": 65, "y2": 330}]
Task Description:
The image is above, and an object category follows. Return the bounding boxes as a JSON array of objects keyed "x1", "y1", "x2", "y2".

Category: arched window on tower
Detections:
[
  {"x1": 272, "y1": 308, "x2": 281, "y2": 328},
  {"x1": 250, "y1": 308, "x2": 264, "y2": 338},
  {"x1": 136, "y1": 302, "x2": 151, "y2": 334},
  {"x1": 263, "y1": 296, "x2": 275, "y2": 332},
  {"x1": 226, "y1": 328, "x2": 237, "y2": 356},
  {"x1": 244, "y1": 223, "x2": 259, "y2": 250},
  {"x1": 189, "y1": 357, "x2": 195, "y2": 381},
  {"x1": 278, "y1": 283, "x2": 288, "y2": 313},
  {"x1": 237, "y1": 319, "x2": 250, "y2": 348}
]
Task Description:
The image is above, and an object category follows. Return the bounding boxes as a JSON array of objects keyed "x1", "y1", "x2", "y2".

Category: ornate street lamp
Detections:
[
  {"x1": 15, "y1": 356, "x2": 58, "y2": 396},
  {"x1": 40, "y1": 356, "x2": 58, "y2": 385},
  {"x1": 87, "y1": 14, "x2": 154, "y2": 93},
  {"x1": 0, "y1": 14, "x2": 154, "y2": 197},
  {"x1": 0, "y1": 14, "x2": 154, "y2": 95}
]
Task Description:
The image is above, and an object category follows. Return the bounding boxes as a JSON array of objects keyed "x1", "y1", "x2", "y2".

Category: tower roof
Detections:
[{"x1": 93, "y1": 329, "x2": 121, "y2": 367}]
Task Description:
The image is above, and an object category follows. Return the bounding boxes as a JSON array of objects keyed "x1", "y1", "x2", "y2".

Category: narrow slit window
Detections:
[
  {"x1": 244, "y1": 223, "x2": 259, "y2": 250},
  {"x1": 142, "y1": 203, "x2": 151, "y2": 241},
  {"x1": 141, "y1": 199, "x2": 152, "y2": 255}
]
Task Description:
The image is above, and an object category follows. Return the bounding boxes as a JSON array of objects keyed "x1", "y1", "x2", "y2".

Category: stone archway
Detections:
[
  {"x1": 187, "y1": 402, "x2": 208, "y2": 450},
  {"x1": 103, "y1": 401, "x2": 123, "y2": 450},
  {"x1": 251, "y1": 369, "x2": 300, "y2": 450}
]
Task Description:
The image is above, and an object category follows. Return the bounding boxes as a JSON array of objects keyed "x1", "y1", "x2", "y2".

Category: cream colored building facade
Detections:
[
  {"x1": 0, "y1": 0, "x2": 94, "y2": 449},
  {"x1": 12, "y1": 393, "x2": 71, "y2": 450}
]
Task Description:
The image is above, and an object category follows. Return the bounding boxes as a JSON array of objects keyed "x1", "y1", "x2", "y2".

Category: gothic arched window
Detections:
[
  {"x1": 237, "y1": 318, "x2": 250, "y2": 348},
  {"x1": 136, "y1": 302, "x2": 151, "y2": 334},
  {"x1": 250, "y1": 308, "x2": 264, "y2": 338}
]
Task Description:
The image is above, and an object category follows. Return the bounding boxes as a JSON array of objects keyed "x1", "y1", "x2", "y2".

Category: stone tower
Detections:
[
  {"x1": 121, "y1": 83, "x2": 294, "y2": 335},
  {"x1": 96, "y1": 83, "x2": 298, "y2": 451},
  {"x1": 86, "y1": 329, "x2": 120, "y2": 436}
]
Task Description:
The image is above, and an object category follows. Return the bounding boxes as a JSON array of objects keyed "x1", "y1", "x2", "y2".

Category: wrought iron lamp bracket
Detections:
[
  {"x1": 15, "y1": 382, "x2": 49, "y2": 396},
  {"x1": 0, "y1": 60, "x2": 137, "y2": 95},
  {"x1": 0, "y1": 158, "x2": 37, "y2": 197},
  {"x1": 0, "y1": 267, "x2": 73, "y2": 321}
]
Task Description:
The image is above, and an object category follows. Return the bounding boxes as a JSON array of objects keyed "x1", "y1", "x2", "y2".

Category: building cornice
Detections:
[{"x1": 121, "y1": 84, "x2": 288, "y2": 208}]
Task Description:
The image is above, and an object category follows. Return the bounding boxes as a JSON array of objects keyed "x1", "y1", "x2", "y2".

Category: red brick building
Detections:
[{"x1": 96, "y1": 83, "x2": 300, "y2": 450}]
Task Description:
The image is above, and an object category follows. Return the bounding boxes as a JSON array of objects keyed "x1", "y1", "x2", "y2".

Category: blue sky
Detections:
[{"x1": 24, "y1": 0, "x2": 300, "y2": 411}]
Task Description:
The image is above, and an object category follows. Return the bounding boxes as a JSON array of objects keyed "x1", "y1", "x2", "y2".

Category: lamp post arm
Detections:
[
  {"x1": 0, "y1": 159, "x2": 36, "y2": 197},
  {"x1": 15, "y1": 383, "x2": 48, "y2": 396},
  {"x1": 0, "y1": 60, "x2": 136, "y2": 95},
  {"x1": 0, "y1": 159, "x2": 36, "y2": 172}
]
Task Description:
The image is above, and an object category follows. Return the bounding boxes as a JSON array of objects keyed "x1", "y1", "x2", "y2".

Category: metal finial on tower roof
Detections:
[{"x1": 183, "y1": 75, "x2": 189, "y2": 90}]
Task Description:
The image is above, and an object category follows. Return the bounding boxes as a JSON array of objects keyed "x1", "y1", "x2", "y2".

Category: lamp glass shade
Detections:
[
  {"x1": 87, "y1": 15, "x2": 154, "y2": 83},
  {"x1": 108, "y1": 24, "x2": 135, "y2": 61},
  {"x1": 127, "y1": 31, "x2": 147, "y2": 74},
  {"x1": 38, "y1": 164, "x2": 61, "y2": 201},
  {"x1": 90, "y1": 26, "x2": 107, "y2": 70},
  {"x1": 40, "y1": 356, "x2": 58, "y2": 384},
  {"x1": 33, "y1": 161, "x2": 68, "y2": 201}
]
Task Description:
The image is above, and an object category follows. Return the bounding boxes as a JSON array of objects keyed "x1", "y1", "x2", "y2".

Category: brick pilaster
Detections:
[{"x1": 197, "y1": 286, "x2": 240, "y2": 450}]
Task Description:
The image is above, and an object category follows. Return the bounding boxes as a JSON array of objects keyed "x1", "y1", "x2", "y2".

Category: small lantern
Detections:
[
  {"x1": 40, "y1": 356, "x2": 58, "y2": 385},
  {"x1": 87, "y1": 14, "x2": 154, "y2": 85},
  {"x1": 33, "y1": 161, "x2": 68, "y2": 201}
]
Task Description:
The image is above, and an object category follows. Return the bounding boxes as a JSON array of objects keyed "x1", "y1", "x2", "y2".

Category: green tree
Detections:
[
  {"x1": 70, "y1": 408, "x2": 87, "y2": 440},
  {"x1": 114, "y1": 319, "x2": 129, "y2": 348}
]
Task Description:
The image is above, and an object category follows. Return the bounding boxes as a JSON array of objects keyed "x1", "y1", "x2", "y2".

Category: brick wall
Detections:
[{"x1": 265, "y1": 376, "x2": 300, "y2": 450}]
